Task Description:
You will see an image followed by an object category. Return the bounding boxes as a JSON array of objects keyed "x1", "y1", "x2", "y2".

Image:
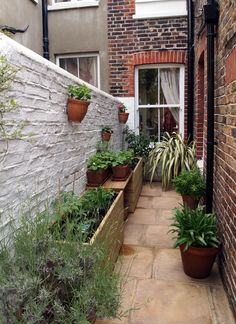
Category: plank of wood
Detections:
[{"x1": 102, "y1": 172, "x2": 132, "y2": 191}]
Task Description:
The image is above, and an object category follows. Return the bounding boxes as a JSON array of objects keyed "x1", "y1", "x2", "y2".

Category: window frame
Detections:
[
  {"x1": 134, "y1": 64, "x2": 185, "y2": 142},
  {"x1": 56, "y1": 53, "x2": 100, "y2": 89},
  {"x1": 48, "y1": 0, "x2": 99, "y2": 11}
]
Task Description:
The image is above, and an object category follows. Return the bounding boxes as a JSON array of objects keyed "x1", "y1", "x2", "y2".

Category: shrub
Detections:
[
  {"x1": 169, "y1": 206, "x2": 220, "y2": 251},
  {"x1": 124, "y1": 128, "x2": 151, "y2": 159},
  {"x1": 172, "y1": 168, "x2": 206, "y2": 199}
]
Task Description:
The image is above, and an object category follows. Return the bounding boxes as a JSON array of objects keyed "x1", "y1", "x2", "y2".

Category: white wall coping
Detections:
[
  {"x1": 48, "y1": 0, "x2": 99, "y2": 11},
  {"x1": 0, "y1": 33, "x2": 120, "y2": 103},
  {"x1": 133, "y1": 12, "x2": 187, "y2": 19}
]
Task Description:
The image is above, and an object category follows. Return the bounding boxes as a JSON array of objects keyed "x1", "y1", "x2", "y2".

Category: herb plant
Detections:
[
  {"x1": 172, "y1": 168, "x2": 206, "y2": 199},
  {"x1": 124, "y1": 128, "x2": 151, "y2": 159},
  {"x1": 147, "y1": 132, "x2": 196, "y2": 189},
  {"x1": 117, "y1": 103, "x2": 127, "y2": 113},
  {"x1": 111, "y1": 150, "x2": 134, "y2": 167},
  {"x1": 102, "y1": 126, "x2": 113, "y2": 134},
  {"x1": 68, "y1": 84, "x2": 92, "y2": 101},
  {"x1": 87, "y1": 151, "x2": 113, "y2": 171},
  {"x1": 169, "y1": 206, "x2": 220, "y2": 251},
  {"x1": 0, "y1": 214, "x2": 122, "y2": 323}
]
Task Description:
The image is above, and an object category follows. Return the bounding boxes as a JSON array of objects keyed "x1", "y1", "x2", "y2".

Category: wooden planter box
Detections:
[
  {"x1": 85, "y1": 191, "x2": 124, "y2": 264},
  {"x1": 125, "y1": 158, "x2": 143, "y2": 212}
]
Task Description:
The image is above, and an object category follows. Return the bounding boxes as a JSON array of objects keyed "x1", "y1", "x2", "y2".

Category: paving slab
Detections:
[
  {"x1": 153, "y1": 248, "x2": 223, "y2": 286},
  {"x1": 130, "y1": 279, "x2": 212, "y2": 324},
  {"x1": 127, "y1": 208, "x2": 157, "y2": 225},
  {"x1": 142, "y1": 225, "x2": 173, "y2": 248},
  {"x1": 141, "y1": 183, "x2": 162, "y2": 197},
  {"x1": 123, "y1": 224, "x2": 145, "y2": 245},
  {"x1": 156, "y1": 209, "x2": 173, "y2": 225}
]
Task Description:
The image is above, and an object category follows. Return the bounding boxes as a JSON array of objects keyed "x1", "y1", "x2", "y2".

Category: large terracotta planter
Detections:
[
  {"x1": 182, "y1": 195, "x2": 199, "y2": 209},
  {"x1": 67, "y1": 97, "x2": 89, "y2": 122},
  {"x1": 179, "y1": 244, "x2": 221, "y2": 278},
  {"x1": 101, "y1": 132, "x2": 111, "y2": 141},
  {"x1": 87, "y1": 169, "x2": 110, "y2": 187},
  {"x1": 112, "y1": 165, "x2": 131, "y2": 180},
  {"x1": 118, "y1": 112, "x2": 129, "y2": 124}
]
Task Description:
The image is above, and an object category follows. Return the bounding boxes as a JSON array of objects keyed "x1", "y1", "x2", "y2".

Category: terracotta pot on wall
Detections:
[
  {"x1": 179, "y1": 244, "x2": 221, "y2": 279},
  {"x1": 112, "y1": 165, "x2": 131, "y2": 181},
  {"x1": 87, "y1": 169, "x2": 110, "y2": 187},
  {"x1": 182, "y1": 195, "x2": 199, "y2": 209},
  {"x1": 67, "y1": 98, "x2": 89, "y2": 122},
  {"x1": 102, "y1": 132, "x2": 111, "y2": 141},
  {"x1": 118, "y1": 112, "x2": 129, "y2": 124}
]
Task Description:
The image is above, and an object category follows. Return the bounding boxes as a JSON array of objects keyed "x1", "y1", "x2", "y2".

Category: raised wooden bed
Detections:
[
  {"x1": 85, "y1": 190, "x2": 124, "y2": 264},
  {"x1": 125, "y1": 158, "x2": 143, "y2": 212}
]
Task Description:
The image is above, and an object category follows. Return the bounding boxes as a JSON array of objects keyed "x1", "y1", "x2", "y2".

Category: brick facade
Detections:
[
  {"x1": 107, "y1": 0, "x2": 188, "y2": 97},
  {"x1": 194, "y1": 0, "x2": 236, "y2": 315}
]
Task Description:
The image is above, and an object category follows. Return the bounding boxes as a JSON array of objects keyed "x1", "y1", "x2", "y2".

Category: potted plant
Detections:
[
  {"x1": 111, "y1": 150, "x2": 133, "y2": 180},
  {"x1": 67, "y1": 84, "x2": 91, "y2": 122},
  {"x1": 169, "y1": 206, "x2": 221, "y2": 278},
  {"x1": 147, "y1": 132, "x2": 196, "y2": 189},
  {"x1": 86, "y1": 151, "x2": 111, "y2": 186},
  {"x1": 101, "y1": 126, "x2": 113, "y2": 142},
  {"x1": 172, "y1": 168, "x2": 206, "y2": 209},
  {"x1": 118, "y1": 103, "x2": 129, "y2": 124}
]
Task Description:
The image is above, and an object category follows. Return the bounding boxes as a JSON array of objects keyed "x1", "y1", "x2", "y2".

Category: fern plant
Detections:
[
  {"x1": 169, "y1": 206, "x2": 220, "y2": 251},
  {"x1": 147, "y1": 132, "x2": 196, "y2": 189}
]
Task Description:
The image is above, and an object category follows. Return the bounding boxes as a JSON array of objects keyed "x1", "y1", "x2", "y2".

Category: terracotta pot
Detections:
[
  {"x1": 179, "y1": 244, "x2": 221, "y2": 279},
  {"x1": 67, "y1": 97, "x2": 89, "y2": 122},
  {"x1": 112, "y1": 165, "x2": 131, "y2": 180},
  {"x1": 87, "y1": 169, "x2": 110, "y2": 186},
  {"x1": 182, "y1": 195, "x2": 199, "y2": 209},
  {"x1": 118, "y1": 112, "x2": 129, "y2": 124},
  {"x1": 101, "y1": 132, "x2": 111, "y2": 141}
]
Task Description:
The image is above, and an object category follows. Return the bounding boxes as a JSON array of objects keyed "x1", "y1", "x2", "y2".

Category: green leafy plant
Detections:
[
  {"x1": 87, "y1": 151, "x2": 113, "y2": 171},
  {"x1": 51, "y1": 188, "x2": 116, "y2": 241},
  {"x1": 68, "y1": 84, "x2": 92, "y2": 101},
  {"x1": 111, "y1": 150, "x2": 134, "y2": 167},
  {"x1": 0, "y1": 55, "x2": 31, "y2": 144},
  {"x1": 147, "y1": 132, "x2": 196, "y2": 189},
  {"x1": 0, "y1": 213, "x2": 122, "y2": 323},
  {"x1": 117, "y1": 103, "x2": 127, "y2": 113},
  {"x1": 172, "y1": 168, "x2": 206, "y2": 199},
  {"x1": 124, "y1": 127, "x2": 151, "y2": 159},
  {"x1": 169, "y1": 206, "x2": 220, "y2": 251},
  {"x1": 102, "y1": 126, "x2": 113, "y2": 134}
]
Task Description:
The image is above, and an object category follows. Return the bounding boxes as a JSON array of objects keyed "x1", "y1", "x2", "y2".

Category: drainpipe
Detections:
[
  {"x1": 204, "y1": 0, "x2": 219, "y2": 212},
  {"x1": 187, "y1": 0, "x2": 194, "y2": 143},
  {"x1": 42, "y1": 0, "x2": 50, "y2": 60}
]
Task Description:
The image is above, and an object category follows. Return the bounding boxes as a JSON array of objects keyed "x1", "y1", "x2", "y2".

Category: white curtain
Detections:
[{"x1": 160, "y1": 69, "x2": 180, "y2": 123}]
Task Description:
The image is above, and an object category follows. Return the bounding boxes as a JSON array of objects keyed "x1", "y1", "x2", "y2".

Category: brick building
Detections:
[
  {"x1": 193, "y1": 0, "x2": 236, "y2": 314},
  {"x1": 107, "y1": 0, "x2": 188, "y2": 139}
]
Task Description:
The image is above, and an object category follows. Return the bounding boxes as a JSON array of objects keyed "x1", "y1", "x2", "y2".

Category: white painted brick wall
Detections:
[{"x1": 0, "y1": 34, "x2": 123, "y2": 238}]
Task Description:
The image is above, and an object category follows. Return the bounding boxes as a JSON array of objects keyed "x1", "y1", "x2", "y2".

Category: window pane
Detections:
[
  {"x1": 55, "y1": 0, "x2": 71, "y2": 2},
  {"x1": 79, "y1": 57, "x2": 97, "y2": 87},
  {"x1": 139, "y1": 108, "x2": 159, "y2": 142},
  {"x1": 160, "y1": 68, "x2": 180, "y2": 105},
  {"x1": 161, "y1": 108, "x2": 179, "y2": 136},
  {"x1": 59, "y1": 58, "x2": 78, "y2": 77},
  {"x1": 139, "y1": 69, "x2": 158, "y2": 105}
]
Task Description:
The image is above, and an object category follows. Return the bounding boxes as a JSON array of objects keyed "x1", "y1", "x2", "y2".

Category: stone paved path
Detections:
[{"x1": 96, "y1": 183, "x2": 235, "y2": 324}]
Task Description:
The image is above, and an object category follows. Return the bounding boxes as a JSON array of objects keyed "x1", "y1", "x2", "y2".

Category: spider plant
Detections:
[{"x1": 147, "y1": 132, "x2": 196, "y2": 189}]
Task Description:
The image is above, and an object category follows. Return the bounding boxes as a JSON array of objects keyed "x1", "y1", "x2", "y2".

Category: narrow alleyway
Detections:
[{"x1": 97, "y1": 183, "x2": 235, "y2": 324}]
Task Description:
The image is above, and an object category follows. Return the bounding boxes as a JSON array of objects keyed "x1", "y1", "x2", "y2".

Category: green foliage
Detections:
[
  {"x1": 169, "y1": 206, "x2": 220, "y2": 251},
  {"x1": 111, "y1": 150, "x2": 134, "y2": 167},
  {"x1": 147, "y1": 132, "x2": 196, "y2": 189},
  {"x1": 0, "y1": 214, "x2": 122, "y2": 323},
  {"x1": 117, "y1": 103, "x2": 127, "y2": 113},
  {"x1": 96, "y1": 140, "x2": 109, "y2": 153},
  {"x1": 51, "y1": 188, "x2": 116, "y2": 241},
  {"x1": 172, "y1": 168, "x2": 206, "y2": 199},
  {"x1": 87, "y1": 151, "x2": 113, "y2": 171},
  {"x1": 0, "y1": 29, "x2": 13, "y2": 37},
  {"x1": 102, "y1": 126, "x2": 113, "y2": 134},
  {"x1": 68, "y1": 84, "x2": 91, "y2": 101},
  {"x1": 0, "y1": 55, "x2": 31, "y2": 143},
  {"x1": 124, "y1": 127, "x2": 151, "y2": 159}
]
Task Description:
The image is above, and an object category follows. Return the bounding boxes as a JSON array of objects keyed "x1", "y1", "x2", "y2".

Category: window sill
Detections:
[
  {"x1": 48, "y1": 1, "x2": 99, "y2": 11},
  {"x1": 133, "y1": 11, "x2": 187, "y2": 19}
]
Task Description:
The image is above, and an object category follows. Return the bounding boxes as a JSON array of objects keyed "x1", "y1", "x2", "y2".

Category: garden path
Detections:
[{"x1": 96, "y1": 183, "x2": 235, "y2": 324}]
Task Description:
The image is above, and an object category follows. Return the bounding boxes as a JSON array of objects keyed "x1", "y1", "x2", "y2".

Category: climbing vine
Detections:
[{"x1": 0, "y1": 55, "x2": 30, "y2": 144}]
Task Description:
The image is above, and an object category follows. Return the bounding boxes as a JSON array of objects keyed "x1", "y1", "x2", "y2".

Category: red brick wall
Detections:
[
  {"x1": 194, "y1": 0, "x2": 236, "y2": 315},
  {"x1": 107, "y1": 0, "x2": 188, "y2": 97}
]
